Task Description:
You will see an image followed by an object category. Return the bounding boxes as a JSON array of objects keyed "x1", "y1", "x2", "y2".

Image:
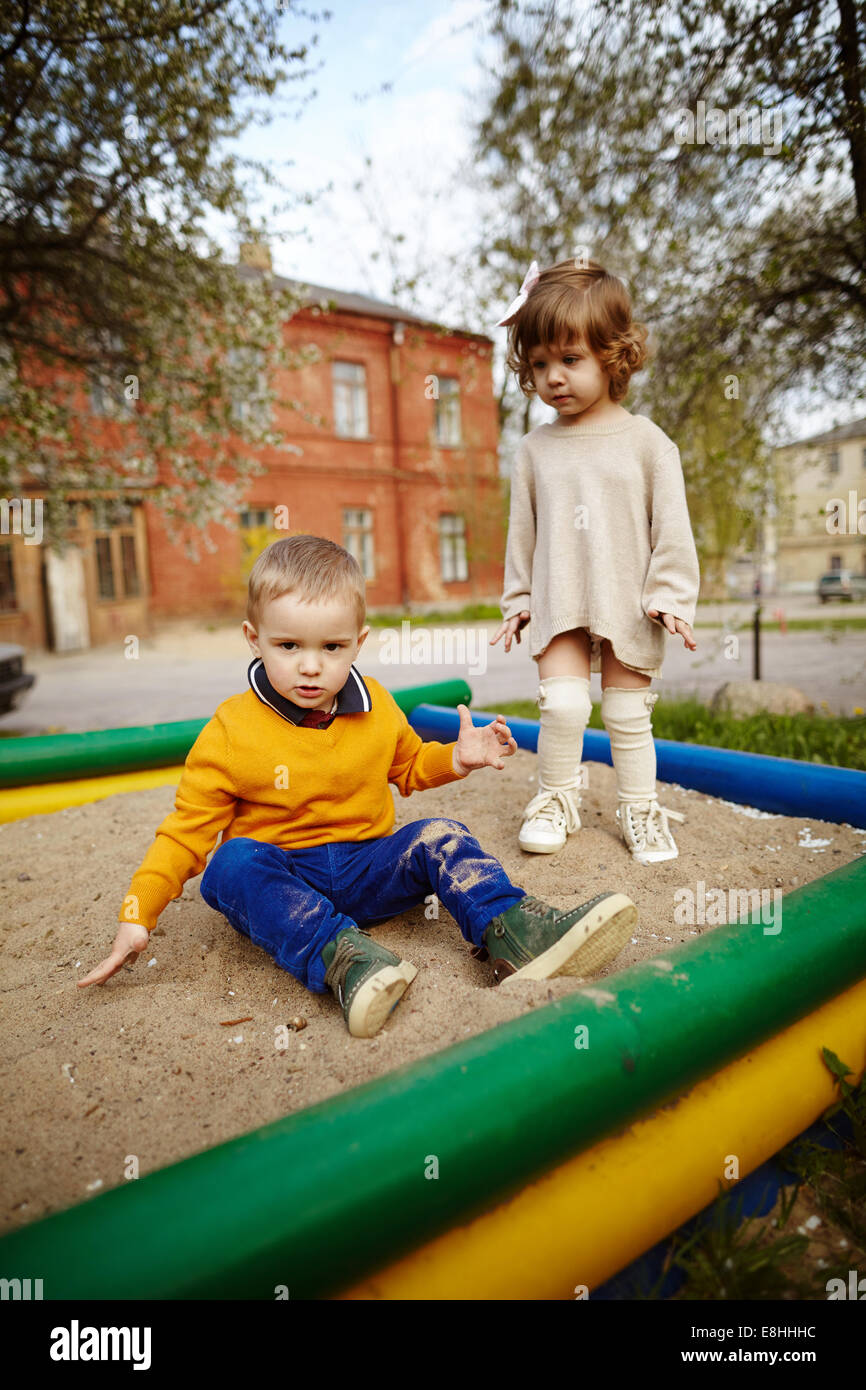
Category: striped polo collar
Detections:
[{"x1": 247, "y1": 657, "x2": 373, "y2": 724}]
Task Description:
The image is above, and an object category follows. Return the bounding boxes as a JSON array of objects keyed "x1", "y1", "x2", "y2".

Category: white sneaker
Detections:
[
  {"x1": 519, "y1": 782, "x2": 582, "y2": 854},
  {"x1": 616, "y1": 798, "x2": 685, "y2": 863}
]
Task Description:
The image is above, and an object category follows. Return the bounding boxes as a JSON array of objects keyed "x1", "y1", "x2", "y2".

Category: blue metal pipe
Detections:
[{"x1": 410, "y1": 704, "x2": 866, "y2": 827}]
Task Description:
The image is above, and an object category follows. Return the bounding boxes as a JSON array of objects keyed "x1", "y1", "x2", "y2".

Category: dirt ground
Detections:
[{"x1": 2, "y1": 750, "x2": 865, "y2": 1233}]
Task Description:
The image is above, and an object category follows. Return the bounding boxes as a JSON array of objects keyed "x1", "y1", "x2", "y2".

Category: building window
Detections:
[
  {"x1": 90, "y1": 372, "x2": 134, "y2": 418},
  {"x1": 862, "y1": 445, "x2": 866, "y2": 470},
  {"x1": 439, "y1": 513, "x2": 468, "y2": 581},
  {"x1": 333, "y1": 362, "x2": 369, "y2": 438},
  {"x1": 827, "y1": 449, "x2": 840, "y2": 474},
  {"x1": 120, "y1": 534, "x2": 140, "y2": 597},
  {"x1": 95, "y1": 535, "x2": 115, "y2": 598},
  {"x1": 434, "y1": 377, "x2": 461, "y2": 447},
  {"x1": 0, "y1": 344, "x2": 15, "y2": 405},
  {"x1": 92, "y1": 499, "x2": 141, "y2": 601},
  {"x1": 228, "y1": 347, "x2": 269, "y2": 428},
  {"x1": 240, "y1": 507, "x2": 271, "y2": 529},
  {"x1": 0, "y1": 544, "x2": 17, "y2": 610},
  {"x1": 829, "y1": 554, "x2": 842, "y2": 571},
  {"x1": 343, "y1": 508, "x2": 374, "y2": 580},
  {"x1": 89, "y1": 331, "x2": 135, "y2": 418}
]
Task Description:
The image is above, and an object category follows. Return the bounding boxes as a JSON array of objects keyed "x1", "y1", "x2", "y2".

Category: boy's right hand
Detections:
[
  {"x1": 490, "y1": 611, "x2": 530, "y2": 652},
  {"x1": 77, "y1": 921, "x2": 150, "y2": 988}
]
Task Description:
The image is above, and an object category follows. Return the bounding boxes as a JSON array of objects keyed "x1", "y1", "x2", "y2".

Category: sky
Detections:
[
  {"x1": 212, "y1": 0, "x2": 493, "y2": 310},
  {"x1": 207, "y1": 0, "x2": 864, "y2": 444}
]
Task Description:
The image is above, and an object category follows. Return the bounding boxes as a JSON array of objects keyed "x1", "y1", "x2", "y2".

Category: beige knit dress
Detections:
[{"x1": 500, "y1": 411, "x2": 701, "y2": 678}]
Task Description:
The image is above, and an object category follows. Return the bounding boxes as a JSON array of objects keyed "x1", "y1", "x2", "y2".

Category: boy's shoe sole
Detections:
[
  {"x1": 345, "y1": 962, "x2": 418, "y2": 1037},
  {"x1": 499, "y1": 893, "x2": 636, "y2": 983}
]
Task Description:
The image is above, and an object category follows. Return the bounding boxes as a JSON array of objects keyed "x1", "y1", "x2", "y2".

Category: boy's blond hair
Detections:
[
  {"x1": 505, "y1": 258, "x2": 649, "y2": 404},
  {"x1": 246, "y1": 535, "x2": 367, "y2": 634}
]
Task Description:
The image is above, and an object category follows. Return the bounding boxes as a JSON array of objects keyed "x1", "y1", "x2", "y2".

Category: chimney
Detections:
[{"x1": 239, "y1": 240, "x2": 273, "y2": 273}]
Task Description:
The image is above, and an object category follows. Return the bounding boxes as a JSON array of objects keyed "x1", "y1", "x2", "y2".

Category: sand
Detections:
[{"x1": 2, "y1": 752, "x2": 865, "y2": 1232}]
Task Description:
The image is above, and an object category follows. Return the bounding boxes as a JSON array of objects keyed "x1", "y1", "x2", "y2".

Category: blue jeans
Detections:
[{"x1": 199, "y1": 817, "x2": 527, "y2": 993}]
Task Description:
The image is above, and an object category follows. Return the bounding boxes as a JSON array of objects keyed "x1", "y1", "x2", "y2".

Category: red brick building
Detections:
[{"x1": 1, "y1": 248, "x2": 503, "y2": 651}]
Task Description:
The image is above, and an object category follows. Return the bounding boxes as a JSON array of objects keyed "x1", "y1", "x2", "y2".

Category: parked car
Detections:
[
  {"x1": 817, "y1": 570, "x2": 866, "y2": 603},
  {"x1": 0, "y1": 642, "x2": 36, "y2": 715}
]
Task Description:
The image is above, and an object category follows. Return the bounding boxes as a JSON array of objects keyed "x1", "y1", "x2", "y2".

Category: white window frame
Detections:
[
  {"x1": 0, "y1": 343, "x2": 16, "y2": 405},
  {"x1": 228, "y1": 346, "x2": 270, "y2": 428},
  {"x1": 333, "y1": 361, "x2": 369, "y2": 438},
  {"x1": 434, "y1": 376, "x2": 461, "y2": 447},
  {"x1": 89, "y1": 331, "x2": 135, "y2": 419},
  {"x1": 439, "y1": 513, "x2": 468, "y2": 582},
  {"x1": 343, "y1": 507, "x2": 375, "y2": 580}
]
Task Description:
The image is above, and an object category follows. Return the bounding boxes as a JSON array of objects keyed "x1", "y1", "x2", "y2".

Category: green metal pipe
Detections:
[
  {"x1": 1, "y1": 857, "x2": 865, "y2": 1300},
  {"x1": 0, "y1": 679, "x2": 472, "y2": 787}
]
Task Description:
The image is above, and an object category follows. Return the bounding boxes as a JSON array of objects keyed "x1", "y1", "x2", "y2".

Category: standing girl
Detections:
[{"x1": 490, "y1": 258, "x2": 700, "y2": 863}]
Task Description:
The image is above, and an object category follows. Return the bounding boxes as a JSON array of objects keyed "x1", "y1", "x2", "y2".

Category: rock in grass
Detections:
[{"x1": 710, "y1": 681, "x2": 815, "y2": 717}]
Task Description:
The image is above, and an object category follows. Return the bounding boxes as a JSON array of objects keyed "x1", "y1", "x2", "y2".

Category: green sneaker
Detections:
[
  {"x1": 321, "y1": 926, "x2": 418, "y2": 1037},
  {"x1": 479, "y1": 891, "x2": 636, "y2": 983}
]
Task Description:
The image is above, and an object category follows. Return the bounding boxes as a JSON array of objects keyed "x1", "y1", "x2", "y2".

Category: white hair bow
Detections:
[{"x1": 495, "y1": 259, "x2": 540, "y2": 327}]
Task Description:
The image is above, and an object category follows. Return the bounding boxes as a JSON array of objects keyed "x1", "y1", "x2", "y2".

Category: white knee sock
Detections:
[
  {"x1": 601, "y1": 685, "x2": 659, "y2": 802},
  {"x1": 536, "y1": 675, "x2": 592, "y2": 789}
]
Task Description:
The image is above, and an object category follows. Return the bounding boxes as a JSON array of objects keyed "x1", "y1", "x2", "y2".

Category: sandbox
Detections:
[{"x1": 1, "y1": 692, "x2": 864, "y2": 1298}]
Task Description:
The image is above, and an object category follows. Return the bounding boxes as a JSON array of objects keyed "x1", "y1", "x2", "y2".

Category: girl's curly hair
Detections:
[{"x1": 504, "y1": 258, "x2": 649, "y2": 403}]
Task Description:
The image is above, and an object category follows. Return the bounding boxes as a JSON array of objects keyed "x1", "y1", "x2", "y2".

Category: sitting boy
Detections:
[{"x1": 79, "y1": 535, "x2": 636, "y2": 1036}]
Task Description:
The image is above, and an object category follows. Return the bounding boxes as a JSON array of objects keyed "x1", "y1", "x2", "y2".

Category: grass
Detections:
[
  {"x1": 659, "y1": 1050, "x2": 866, "y2": 1300},
  {"x1": 777, "y1": 1049, "x2": 866, "y2": 1259},
  {"x1": 365, "y1": 604, "x2": 503, "y2": 626},
  {"x1": 694, "y1": 615, "x2": 866, "y2": 632},
  {"x1": 363, "y1": 602, "x2": 866, "y2": 634},
  {"x1": 486, "y1": 694, "x2": 866, "y2": 770},
  {"x1": 662, "y1": 1186, "x2": 813, "y2": 1300}
]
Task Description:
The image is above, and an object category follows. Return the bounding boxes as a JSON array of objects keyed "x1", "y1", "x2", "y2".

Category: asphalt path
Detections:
[{"x1": 5, "y1": 603, "x2": 865, "y2": 734}]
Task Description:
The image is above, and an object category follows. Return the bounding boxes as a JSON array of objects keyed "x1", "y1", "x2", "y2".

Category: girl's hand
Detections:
[
  {"x1": 647, "y1": 609, "x2": 697, "y2": 651},
  {"x1": 453, "y1": 704, "x2": 518, "y2": 773},
  {"x1": 489, "y1": 611, "x2": 530, "y2": 653},
  {"x1": 77, "y1": 921, "x2": 150, "y2": 988}
]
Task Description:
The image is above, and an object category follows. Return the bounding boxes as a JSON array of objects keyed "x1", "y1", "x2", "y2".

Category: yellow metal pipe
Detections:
[
  {"x1": 340, "y1": 976, "x2": 866, "y2": 1300},
  {"x1": 0, "y1": 766, "x2": 185, "y2": 822}
]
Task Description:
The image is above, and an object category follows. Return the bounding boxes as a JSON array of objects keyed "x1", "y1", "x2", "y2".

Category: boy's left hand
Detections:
[
  {"x1": 647, "y1": 609, "x2": 697, "y2": 651},
  {"x1": 453, "y1": 704, "x2": 517, "y2": 773}
]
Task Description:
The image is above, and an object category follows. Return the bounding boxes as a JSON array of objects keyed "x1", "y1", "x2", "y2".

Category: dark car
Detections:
[
  {"x1": 0, "y1": 642, "x2": 36, "y2": 715},
  {"x1": 817, "y1": 570, "x2": 866, "y2": 603}
]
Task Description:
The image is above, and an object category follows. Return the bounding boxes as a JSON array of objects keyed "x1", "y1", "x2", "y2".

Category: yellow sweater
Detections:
[{"x1": 118, "y1": 675, "x2": 468, "y2": 932}]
